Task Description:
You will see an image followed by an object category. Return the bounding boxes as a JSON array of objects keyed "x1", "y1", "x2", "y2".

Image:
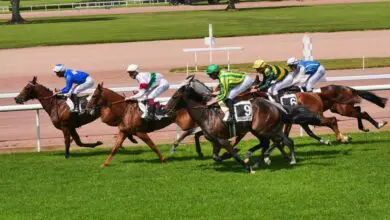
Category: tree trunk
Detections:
[
  {"x1": 10, "y1": 0, "x2": 25, "y2": 24},
  {"x1": 225, "y1": 0, "x2": 236, "y2": 10}
]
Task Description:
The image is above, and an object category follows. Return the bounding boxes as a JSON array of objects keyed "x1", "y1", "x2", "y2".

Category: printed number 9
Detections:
[{"x1": 244, "y1": 105, "x2": 251, "y2": 116}]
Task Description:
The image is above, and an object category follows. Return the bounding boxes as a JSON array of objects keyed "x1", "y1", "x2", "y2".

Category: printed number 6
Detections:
[
  {"x1": 244, "y1": 105, "x2": 251, "y2": 116},
  {"x1": 290, "y1": 97, "x2": 297, "y2": 105}
]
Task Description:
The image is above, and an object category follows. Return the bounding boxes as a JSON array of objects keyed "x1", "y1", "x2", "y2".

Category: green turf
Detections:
[
  {"x1": 170, "y1": 57, "x2": 390, "y2": 73},
  {"x1": 1, "y1": 2, "x2": 390, "y2": 49},
  {"x1": 0, "y1": 131, "x2": 389, "y2": 219}
]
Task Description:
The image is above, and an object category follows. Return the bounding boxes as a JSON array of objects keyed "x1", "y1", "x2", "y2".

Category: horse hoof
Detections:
[
  {"x1": 160, "y1": 158, "x2": 167, "y2": 163},
  {"x1": 64, "y1": 154, "x2": 70, "y2": 159},
  {"x1": 289, "y1": 160, "x2": 296, "y2": 165},
  {"x1": 96, "y1": 141, "x2": 103, "y2": 146},
  {"x1": 100, "y1": 163, "x2": 108, "y2": 168},
  {"x1": 198, "y1": 153, "x2": 204, "y2": 159},
  {"x1": 169, "y1": 147, "x2": 176, "y2": 155},
  {"x1": 248, "y1": 166, "x2": 255, "y2": 174},
  {"x1": 362, "y1": 128, "x2": 370, "y2": 132},
  {"x1": 264, "y1": 157, "x2": 271, "y2": 166},
  {"x1": 378, "y1": 121, "x2": 388, "y2": 129}
]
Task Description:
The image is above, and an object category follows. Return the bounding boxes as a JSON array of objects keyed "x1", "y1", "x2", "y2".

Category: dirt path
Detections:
[{"x1": 0, "y1": 0, "x2": 388, "y2": 20}]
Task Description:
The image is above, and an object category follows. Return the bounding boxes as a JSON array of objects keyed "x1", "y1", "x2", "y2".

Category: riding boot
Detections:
[
  {"x1": 225, "y1": 98, "x2": 235, "y2": 123},
  {"x1": 71, "y1": 94, "x2": 80, "y2": 113},
  {"x1": 273, "y1": 94, "x2": 281, "y2": 103},
  {"x1": 145, "y1": 103, "x2": 156, "y2": 121}
]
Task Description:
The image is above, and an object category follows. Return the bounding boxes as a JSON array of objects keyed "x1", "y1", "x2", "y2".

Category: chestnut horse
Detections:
[
  {"x1": 281, "y1": 85, "x2": 388, "y2": 143},
  {"x1": 14, "y1": 76, "x2": 103, "y2": 158},
  {"x1": 86, "y1": 83, "x2": 206, "y2": 167}
]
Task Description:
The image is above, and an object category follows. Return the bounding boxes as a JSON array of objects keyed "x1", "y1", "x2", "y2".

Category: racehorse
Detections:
[
  {"x1": 14, "y1": 76, "x2": 103, "y2": 158},
  {"x1": 86, "y1": 82, "x2": 207, "y2": 167},
  {"x1": 164, "y1": 76, "x2": 324, "y2": 172},
  {"x1": 280, "y1": 85, "x2": 387, "y2": 142}
]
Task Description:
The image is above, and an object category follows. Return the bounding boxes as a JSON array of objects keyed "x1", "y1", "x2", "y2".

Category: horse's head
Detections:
[
  {"x1": 164, "y1": 76, "x2": 193, "y2": 113},
  {"x1": 87, "y1": 82, "x2": 105, "y2": 116},
  {"x1": 15, "y1": 76, "x2": 39, "y2": 104}
]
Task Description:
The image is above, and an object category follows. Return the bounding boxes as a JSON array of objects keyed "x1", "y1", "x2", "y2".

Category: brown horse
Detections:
[
  {"x1": 14, "y1": 76, "x2": 103, "y2": 158},
  {"x1": 281, "y1": 85, "x2": 388, "y2": 143},
  {"x1": 86, "y1": 82, "x2": 206, "y2": 167},
  {"x1": 164, "y1": 76, "x2": 325, "y2": 172}
]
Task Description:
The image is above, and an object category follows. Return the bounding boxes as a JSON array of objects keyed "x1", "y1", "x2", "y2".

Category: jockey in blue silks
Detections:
[
  {"x1": 287, "y1": 57, "x2": 326, "y2": 92},
  {"x1": 52, "y1": 64, "x2": 95, "y2": 112}
]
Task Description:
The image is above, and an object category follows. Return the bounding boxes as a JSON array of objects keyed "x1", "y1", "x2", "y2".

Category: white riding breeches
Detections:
[
  {"x1": 305, "y1": 65, "x2": 325, "y2": 91},
  {"x1": 146, "y1": 78, "x2": 169, "y2": 100},
  {"x1": 227, "y1": 75, "x2": 254, "y2": 99},
  {"x1": 70, "y1": 76, "x2": 94, "y2": 95},
  {"x1": 267, "y1": 73, "x2": 294, "y2": 95}
]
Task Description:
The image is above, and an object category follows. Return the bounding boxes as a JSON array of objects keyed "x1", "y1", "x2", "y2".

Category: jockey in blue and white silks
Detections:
[
  {"x1": 52, "y1": 64, "x2": 95, "y2": 112},
  {"x1": 287, "y1": 57, "x2": 326, "y2": 92}
]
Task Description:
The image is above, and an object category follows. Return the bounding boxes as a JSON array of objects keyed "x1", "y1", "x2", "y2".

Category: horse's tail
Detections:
[
  {"x1": 354, "y1": 89, "x2": 388, "y2": 108},
  {"x1": 281, "y1": 105, "x2": 322, "y2": 126}
]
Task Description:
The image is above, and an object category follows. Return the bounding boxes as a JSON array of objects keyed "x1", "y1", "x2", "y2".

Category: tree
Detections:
[
  {"x1": 225, "y1": 0, "x2": 238, "y2": 11},
  {"x1": 9, "y1": 0, "x2": 25, "y2": 24}
]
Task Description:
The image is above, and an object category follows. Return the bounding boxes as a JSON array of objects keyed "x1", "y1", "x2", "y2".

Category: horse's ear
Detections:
[{"x1": 32, "y1": 76, "x2": 37, "y2": 84}]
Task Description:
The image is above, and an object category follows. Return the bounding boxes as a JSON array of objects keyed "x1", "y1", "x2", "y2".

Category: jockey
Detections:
[
  {"x1": 125, "y1": 64, "x2": 169, "y2": 120},
  {"x1": 205, "y1": 64, "x2": 254, "y2": 122},
  {"x1": 53, "y1": 64, "x2": 95, "y2": 113},
  {"x1": 252, "y1": 59, "x2": 292, "y2": 102},
  {"x1": 287, "y1": 57, "x2": 326, "y2": 92}
]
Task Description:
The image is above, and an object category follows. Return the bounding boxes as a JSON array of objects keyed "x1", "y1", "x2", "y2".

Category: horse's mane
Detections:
[
  {"x1": 35, "y1": 83, "x2": 54, "y2": 94},
  {"x1": 102, "y1": 87, "x2": 125, "y2": 100},
  {"x1": 190, "y1": 79, "x2": 212, "y2": 95}
]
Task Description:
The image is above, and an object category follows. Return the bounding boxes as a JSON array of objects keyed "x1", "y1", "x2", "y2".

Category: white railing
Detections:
[
  {"x1": 183, "y1": 47, "x2": 243, "y2": 71},
  {"x1": 0, "y1": 6, "x2": 9, "y2": 12},
  {"x1": 20, "y1": 0, "x2": 167, "y2": 12},
  {"x1": 1, "y1": 74, "x2": 390, "y2": 152}
]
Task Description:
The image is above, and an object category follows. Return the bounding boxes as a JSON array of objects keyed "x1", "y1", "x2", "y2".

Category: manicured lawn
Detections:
[
  {"x1": 0, "y1": 131, "x2": 389, "y2": 219},
  {"x1": 1, "y1": 2, "x2": 390, "y2": 49},
  {"x1": 170, "y1": 57, "x2": 390, "y2": 73}
]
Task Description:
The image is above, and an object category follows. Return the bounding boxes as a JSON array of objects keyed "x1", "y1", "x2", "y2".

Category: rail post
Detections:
[{"x1": 35, "y1": 109, "x2": 41, "y2": 152}]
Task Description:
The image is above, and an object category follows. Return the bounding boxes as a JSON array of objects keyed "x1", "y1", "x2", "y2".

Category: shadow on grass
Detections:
[
  {"x1": 0, "y1": 16, "x2": 117, "y2": 26},
  {"x1": 122, "y1": 155, "x2": 211, "y2": 164},
  {"x1": 52, "y1": 148, "x2": 147, "y2": 157}
]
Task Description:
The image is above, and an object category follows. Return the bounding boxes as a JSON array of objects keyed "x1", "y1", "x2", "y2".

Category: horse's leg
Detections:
[
  {"x1": 301, "y1": 124, "x2": 331, "y2": 145},
  {"x1": 62, "y1": 128, "x2": 71, "y2": 159},
  {"x1": 135, "y1": 132, "x2": 166, "y2": 163},
  {"x1": 281, "y1": 134, "x2": 296, "y2": 165},
  {"x1": 220, "y1": 139, "x2": 252, "y2": 173},
  {"x1": 244, "y1": 135, "x2": 270, "y2": 163},
  {"x1": 212, "y1": 143, "x2": 222, "y2": 163},
  {"x1": 194, "y1": 131, "x2": 204, "y2": 159},
  {"x1": 321, "y1": 115, "x2": 350, "y2": 143},
  {"x1": 352, "y1": 106, "x2": 387, "y2": 130},
  {"x1": 170, "y1": 128, "x2": 195, "y2": 154},
  {"x1": 100, "y1": 131, "x2": 127, "y2": 167},
  {"x1": 69, "y1": 127, "x2": 103, "y2": 148}
]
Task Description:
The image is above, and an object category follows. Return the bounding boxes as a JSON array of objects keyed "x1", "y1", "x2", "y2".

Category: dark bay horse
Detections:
[
  {"x1": 164, "y1": 77, "x2": 324, "y2": 172},
  {"x1": 86, "y1": 83, "x2": 205, "y2": 167},
  {"x1": 14, "y1": 76, "x2": 103, "y2": 158}
]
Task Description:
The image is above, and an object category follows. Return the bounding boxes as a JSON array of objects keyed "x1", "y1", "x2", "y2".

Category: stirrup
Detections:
[{"x1": 223, "y1": 112, "x2": 230, "y2": 122}]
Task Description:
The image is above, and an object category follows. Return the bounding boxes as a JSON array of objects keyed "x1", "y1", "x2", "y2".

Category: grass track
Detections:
[
  {"x1": 170, "y1": 57, "x2": 390, "y2": 73},
  {"x1": 0, "y1": 131, "x2": 390, "y2": 219},
  {"x1": 1, "y1": 2, "x2": 390, "y2": 49}
]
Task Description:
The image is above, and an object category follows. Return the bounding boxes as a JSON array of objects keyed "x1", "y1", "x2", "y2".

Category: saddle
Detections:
[{"x1": 56, "y1": 94, "x2": 89, "y2": 114}]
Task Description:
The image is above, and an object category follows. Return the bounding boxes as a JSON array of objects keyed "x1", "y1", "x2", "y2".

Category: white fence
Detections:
[
  {"x1": 17, "y1": 0, "x2": 167, "y2": 12},
  {"x1": 0, "y1": 74, "x2": 390, "y2": 152},
  {"x1": 0, "y1": 6, "x2": 9, "y2": 12}
]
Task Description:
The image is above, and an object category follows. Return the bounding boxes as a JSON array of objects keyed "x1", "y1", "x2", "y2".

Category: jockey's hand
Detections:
[
  {"x1": 206, "y1": 98, "x2": 217, "y2": 106},
  {"x1": 132, "y1": 91, "x2": 138, "y2": 95},
  {"x1": 211, "y1": 91, "x2": 219, "y2": 96},
  {"x1": 125, "y1": 97, "x2": 135, "y2": 101}
]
